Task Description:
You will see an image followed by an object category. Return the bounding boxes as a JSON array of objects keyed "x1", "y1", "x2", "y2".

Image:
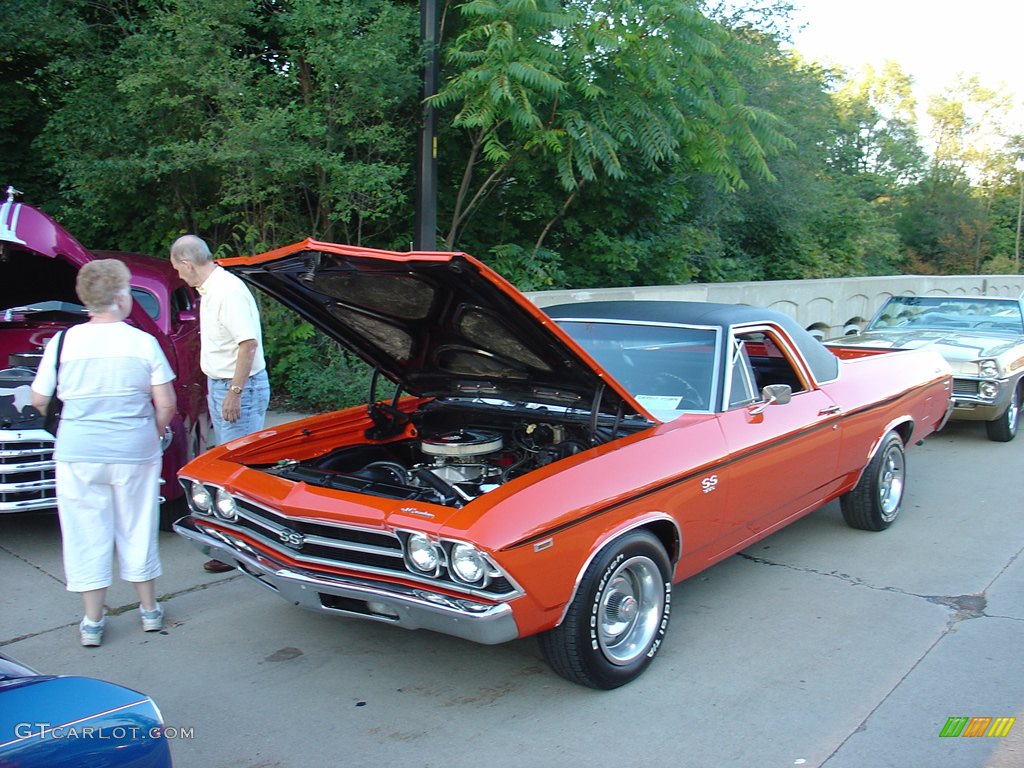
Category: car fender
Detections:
[
  {"x1": 553, "y1": 512, "x2": 681, "y2": 629},
  {"x1": 846, "y1": 416, "x2": 913, "y2": 491}
]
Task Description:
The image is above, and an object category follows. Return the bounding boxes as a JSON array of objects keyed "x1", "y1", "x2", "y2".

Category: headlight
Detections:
[
  {"x1": 450, "y1": 543, "x2": 487, "y2": 584},
  {"x1": 980, "y1": 381, "x2": 999, "y2": 400},
  {"x1": 406, "y1": 533, "x2": 442, "y2": 574},
  {"x1": 189, "y1": 482, "x2": 213, "y2": 514},
  {"x1": 213, "y1": 489, "x2": 238, "y2": 521},
  {"x1": 979, "y1": 360, "x2": 999, "y2": 378}
]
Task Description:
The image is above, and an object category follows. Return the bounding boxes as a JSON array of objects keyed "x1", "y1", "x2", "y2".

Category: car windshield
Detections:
[
  {"x1": 869, "y1": 296, "x2": 1024, "y2": 335},
  {"x1": 556, "y1": 320, "x2": 720, "y2": 419}
]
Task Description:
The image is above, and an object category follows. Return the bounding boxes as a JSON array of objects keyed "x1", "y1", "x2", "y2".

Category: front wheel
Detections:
[
  {"x1": 539, "y1": 531, "x2": 672, "y2": 689},
  {"x1": 985, "y1": 383, "x2": 1020, "y2": 442},
  {"x1": 840, "y1": 431, "x2": 905, "y2": 531}
]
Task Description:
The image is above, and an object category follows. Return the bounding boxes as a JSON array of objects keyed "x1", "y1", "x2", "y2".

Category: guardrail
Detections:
[{"x1": 528, "y1": 274, "x2": 1024, "y2": 338}]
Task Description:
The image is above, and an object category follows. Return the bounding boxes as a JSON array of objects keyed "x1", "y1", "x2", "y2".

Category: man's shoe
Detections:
[
  {"x1": 80, "y1": 617, "x2": 105, "y2": 647},
  {"x1": 203, "y1": 559, "x2": 235, "y2": 573},
  {"x1": 140, "y1": 604, "x2": 164, "y2": 632}
]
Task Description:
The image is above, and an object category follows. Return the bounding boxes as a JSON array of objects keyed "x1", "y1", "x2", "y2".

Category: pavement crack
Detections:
[
  {"x1": 0, "y1": 543, "x2": 67, "y2": 587},
  {"x1": 735, "y1": 552, "x2": 990, "y2": 627},
  {"x1": 923, "y1": 593, "x2": 987, "y2": 620},
  {"x1": 0, "y1": 574, "x2": 239, "y2": 647}
]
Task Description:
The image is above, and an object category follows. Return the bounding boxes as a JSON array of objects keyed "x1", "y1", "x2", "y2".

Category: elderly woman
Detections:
[{"x1": 31, "y1": 259, "x2": 177, "y2": 647}]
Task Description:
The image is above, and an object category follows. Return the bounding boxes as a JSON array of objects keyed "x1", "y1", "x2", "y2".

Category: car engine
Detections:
[{"x1": 264, "y1": 416, "x2": 601, "y2": 507}]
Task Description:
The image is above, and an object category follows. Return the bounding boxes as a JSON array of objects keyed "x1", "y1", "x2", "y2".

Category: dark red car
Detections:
[{"x1": 0, "y1": 187, "x2": 209, "y2": 525}]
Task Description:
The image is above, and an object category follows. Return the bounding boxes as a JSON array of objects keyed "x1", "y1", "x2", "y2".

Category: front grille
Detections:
[
  {"x1": 952, "y1": 378, "x2": 979, "y2": 397},
  {"x1": 207, "y1": 496, "x2": 517, "y2": 600},
  {"x1": 235, "y1": 500, "x2": 400, "y2": 550},
  {"x1": 0, "y1": 437, "x2": 56, "y2": 508}
]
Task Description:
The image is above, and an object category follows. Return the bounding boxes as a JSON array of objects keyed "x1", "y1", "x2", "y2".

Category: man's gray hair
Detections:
[{"x1": 170, "y1": 234, "x2": 213, "y2": 265}]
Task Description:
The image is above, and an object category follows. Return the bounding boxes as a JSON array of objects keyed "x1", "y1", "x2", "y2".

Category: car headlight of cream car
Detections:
[
  {"x1": 978, "y1": 359, "x2": 999, "y2": 378},
  {"x1": 979, "y1": 381, "x2": 1000, "y2": 400}
]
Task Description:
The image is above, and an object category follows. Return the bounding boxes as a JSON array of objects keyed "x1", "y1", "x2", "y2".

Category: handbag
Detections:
[{"x1": 43, "y1": 331, "x2": 66, "y2": 436}]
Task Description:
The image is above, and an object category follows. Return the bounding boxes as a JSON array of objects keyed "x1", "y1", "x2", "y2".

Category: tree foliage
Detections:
[
  {"x1": 2, "y1": 0, "x2": 1022, "y2": 410},
  {"x1": 433, "y1": 0, "x2": 791, "y2": 254}
]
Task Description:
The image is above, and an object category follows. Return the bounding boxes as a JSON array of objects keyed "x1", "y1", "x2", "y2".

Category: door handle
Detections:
[{"x1": 818, "y1": 405, "x2": 841, "y2": 415}]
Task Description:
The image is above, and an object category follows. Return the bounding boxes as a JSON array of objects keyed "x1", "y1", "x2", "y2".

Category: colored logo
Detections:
[{"x1": 940, "y1": 716, "x2": 1015, "y2": 738}]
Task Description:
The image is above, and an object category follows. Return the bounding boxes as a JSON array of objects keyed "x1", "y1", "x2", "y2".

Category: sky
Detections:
[{"x1": 785, "y1": 0, "x2": 1024, "y2": 129}]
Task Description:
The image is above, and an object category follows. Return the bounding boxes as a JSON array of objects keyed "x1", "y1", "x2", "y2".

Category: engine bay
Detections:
[{"x1": 263, "y1": 402, "x2": 644, "y2": 507}]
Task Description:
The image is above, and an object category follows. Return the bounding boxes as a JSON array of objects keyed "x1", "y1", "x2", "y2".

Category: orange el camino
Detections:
[{"x1": 173, "y1": 241, "x2": 952, "y2": 689}]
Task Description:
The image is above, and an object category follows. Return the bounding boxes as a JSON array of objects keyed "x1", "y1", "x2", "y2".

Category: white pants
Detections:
[{"x1": 56, "y1": 460, "x2": 162, "y2": 592}]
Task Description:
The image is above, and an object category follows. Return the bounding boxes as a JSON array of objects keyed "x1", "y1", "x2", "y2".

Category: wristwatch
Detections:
[{"x1": 228, "y1": 385, "x2": 243, "y2": 394}]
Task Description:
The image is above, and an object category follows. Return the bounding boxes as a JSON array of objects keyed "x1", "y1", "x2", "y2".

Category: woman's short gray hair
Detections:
[{"x1": 76, "y1": 259, "x2": 131, "y2": 314}]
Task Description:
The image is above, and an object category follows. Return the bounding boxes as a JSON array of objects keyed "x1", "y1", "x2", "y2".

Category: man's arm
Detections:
[{"x1": 221, "y1": 339, "x2": 258, "y2": 423}]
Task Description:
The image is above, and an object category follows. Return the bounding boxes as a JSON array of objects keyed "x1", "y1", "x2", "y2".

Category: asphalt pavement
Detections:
[{"x1": 1, "y1": 415, "x2": 1021, "y2": 768}]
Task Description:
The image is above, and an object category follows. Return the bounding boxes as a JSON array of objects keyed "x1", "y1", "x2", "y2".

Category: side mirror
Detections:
[{"x1": 749, "y1": 384, "x2": 792, "y2": 415}]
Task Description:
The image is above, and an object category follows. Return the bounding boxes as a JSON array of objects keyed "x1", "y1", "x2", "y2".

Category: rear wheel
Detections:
[
  {"x1": 539, "y1": 531, "x2": 672, "y2": 689},
  {"x1": 985, "y1": 382, "x2": 1020, "y2": 442},
  {"x1": 840, "y1": 431, "x2": 905, "y2": 531}
]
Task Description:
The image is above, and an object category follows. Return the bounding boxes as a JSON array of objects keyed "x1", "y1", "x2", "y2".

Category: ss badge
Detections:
[
  {"x1": 700, "y1": 474, "x2": 719, "y2": 494},
  {"x1": 278, "y1": 528, "x2": 305, "y2": 549}
]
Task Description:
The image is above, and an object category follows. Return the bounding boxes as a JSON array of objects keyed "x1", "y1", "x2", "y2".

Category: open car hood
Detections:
[
  {"x1": 0, "y1": 194, "x2": 168, "y2": 341},
  {"x1": 2, "y1": 195, "x2": 94, "y2": 265},
  {"x1": 221, "y1": 240, "x2": 650, "y2": 419}
]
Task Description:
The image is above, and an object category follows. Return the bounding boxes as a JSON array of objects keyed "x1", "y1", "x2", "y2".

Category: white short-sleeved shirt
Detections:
[
  {"x1": 31, "y1": 322, "x2": 175, "y2": 463},
  {"x1": 197, "y1": 265, "x2": 267, "y2": 380}
]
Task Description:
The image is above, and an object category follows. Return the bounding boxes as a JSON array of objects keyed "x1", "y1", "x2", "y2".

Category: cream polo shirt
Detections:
[{"x1": 197, "y1": 265, "x2": 267, "y2": 380}]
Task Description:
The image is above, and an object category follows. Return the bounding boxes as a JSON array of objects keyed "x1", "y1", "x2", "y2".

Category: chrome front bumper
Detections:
[{"x1": 173, "y1": 516, "x2": 520, "y2": 646}]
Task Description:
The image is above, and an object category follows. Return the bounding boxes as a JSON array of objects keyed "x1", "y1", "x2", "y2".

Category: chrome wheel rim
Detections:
[
  {"x1": 878, "y1": 444, "x2": 905, "y2": 521},
  {"x1": 597, "y1": 556, "x2": 664, "y2": 666}
]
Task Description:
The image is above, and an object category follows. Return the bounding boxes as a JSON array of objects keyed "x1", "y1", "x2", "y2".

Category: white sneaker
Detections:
[
  {"x1": 80, "y1": 618, "x2": 105, "y2": 647},
  {"x1": 140, "y1": 604, "x2": 164, "y2": 632}
]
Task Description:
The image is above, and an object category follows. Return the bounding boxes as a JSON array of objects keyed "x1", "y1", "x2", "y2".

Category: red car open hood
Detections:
[
  {"x1": 1, "y1": 194, "x2": 94, "y2": 265},
  {"x1": 0, "y1": 194, "x2": 168, "y2": 341},
  {"x1": 221, "y1": 239, "x2": 651, "y2": 419}
]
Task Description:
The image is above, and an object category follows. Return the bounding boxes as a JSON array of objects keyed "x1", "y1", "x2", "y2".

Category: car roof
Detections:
[
  {"x1": 544, "y1": 300, "x2": 840, "y2": 384},
  {"x1": 543, "y1": 299, "x2": 788, "y2": 327}
]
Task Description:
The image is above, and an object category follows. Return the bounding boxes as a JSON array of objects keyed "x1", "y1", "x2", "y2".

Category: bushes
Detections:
[{"x1": 260, "y1": 300, "x2": 373, "y2": 413}]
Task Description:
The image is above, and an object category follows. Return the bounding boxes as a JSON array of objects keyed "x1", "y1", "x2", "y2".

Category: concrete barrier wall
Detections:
[{"x1": 527, "y1": 274, "x2": 1024, "y2": 339}]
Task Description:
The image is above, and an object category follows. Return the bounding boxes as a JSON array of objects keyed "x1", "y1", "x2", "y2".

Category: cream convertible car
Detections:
[{"x1": 827, "y1": 294, "x2": 1024, "y2": 442}]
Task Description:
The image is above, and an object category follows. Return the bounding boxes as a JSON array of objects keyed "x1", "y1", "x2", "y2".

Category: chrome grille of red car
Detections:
[{"x1": 0, "y1": 438, "x2": 56, "y2": 511}]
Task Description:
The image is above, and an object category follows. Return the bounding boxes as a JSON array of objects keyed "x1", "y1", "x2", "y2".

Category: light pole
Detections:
[
  {"x1": 414, "y1": 0, "x2": 440, "y2": 252},
  {"x1": 1015, "y1": 158, "x2": 1024, "y2": 273}
]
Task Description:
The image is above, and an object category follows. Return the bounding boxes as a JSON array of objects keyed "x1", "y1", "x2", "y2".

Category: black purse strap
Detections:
[{"x1": 53, "y1": 330, "x2": 66, "y2": 391}]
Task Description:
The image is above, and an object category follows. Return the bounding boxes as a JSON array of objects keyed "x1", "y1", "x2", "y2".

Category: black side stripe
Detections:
[{"x1": 503, "y1": 382, "x2": 935, "y2": 551}]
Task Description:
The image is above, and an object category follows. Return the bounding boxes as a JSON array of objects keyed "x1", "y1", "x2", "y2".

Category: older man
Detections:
[{"x1": 170, "y1": 235, "x2": 270, "y2": 573}]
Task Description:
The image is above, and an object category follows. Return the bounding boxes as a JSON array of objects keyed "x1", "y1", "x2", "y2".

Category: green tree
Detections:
[
  {"x1": 432, "y1": 0, "x2": 789, "y2": 255},
  {"x1": 832, "y1": 61, "x2": 926, "y2": 193},
  {"x1": 901, "y1": 77, "x2": 1020, "y2": 273},
  {"x1": 32, "y1": 0, "x2": 419, "y2": 254}
]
